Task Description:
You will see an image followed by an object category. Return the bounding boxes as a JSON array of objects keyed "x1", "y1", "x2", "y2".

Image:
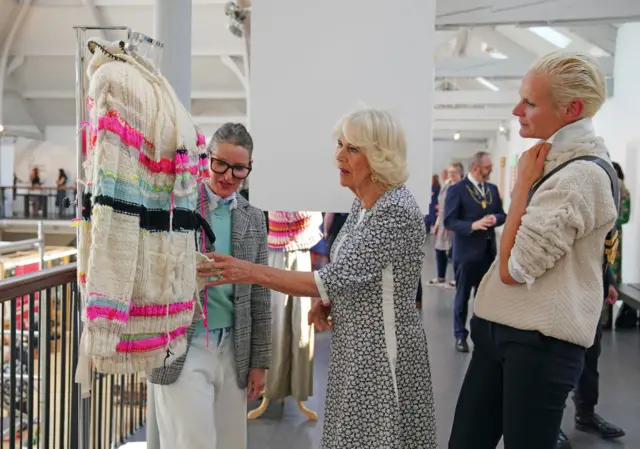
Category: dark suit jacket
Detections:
[{"x1": 444, "y1": 178, "x2": 506, "y2": 264}]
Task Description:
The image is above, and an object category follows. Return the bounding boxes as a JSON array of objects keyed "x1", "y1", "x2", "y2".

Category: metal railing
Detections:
[
  {"x1": 0, "y1": 187, "x2": 77, "y2": 220},
  {"x1": 0, "y1": 263, "x2": 146, "y2": 449}
]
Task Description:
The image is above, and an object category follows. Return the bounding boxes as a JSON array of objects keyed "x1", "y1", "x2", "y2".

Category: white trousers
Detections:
[{"x1": 153, "y1": 330, "x2": 247, "y2": 449}]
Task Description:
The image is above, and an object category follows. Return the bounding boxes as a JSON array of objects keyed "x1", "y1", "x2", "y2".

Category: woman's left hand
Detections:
[{"x1": 197, "y1": 252, "x2": 253, "y2": 286}]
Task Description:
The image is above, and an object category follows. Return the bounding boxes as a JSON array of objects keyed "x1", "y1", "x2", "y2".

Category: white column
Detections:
[
  {"x1": 248, "y1": 0, "x2": 436, "y2": 213},
  {"x1": 0, "y1": 136, "x2": 16, "y2": 217},
  {"x1": 611, "y1": 22, "x2": 640, "y2": 283},
  {"x1": 153, "y1": 0, "x2": 192, "y2": 110}
]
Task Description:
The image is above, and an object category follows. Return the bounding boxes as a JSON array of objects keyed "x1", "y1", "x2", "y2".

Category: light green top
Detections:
[{"x1": 195, "y1": 203, "x2": 234, "y2": 334}]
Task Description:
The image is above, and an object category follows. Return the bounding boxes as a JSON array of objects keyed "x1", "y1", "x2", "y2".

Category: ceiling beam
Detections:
[
  {"x1": 436, "y1": 0, "x2": 640, "y2": 29},
  {"x1": 15, "y1": 54, "x2": 613, "y2": 79},
  {"x1": 194, "y1": 115, "x2": 248, "y2": 125},
  {"x1": 196, "y1": 115, "x2": 502, "y2": 132},
  {"x1": 435, "y1": 56, "x2": 614, "y2": 78},
  {"x1": 472, "y1": 27, "x2": 538, "y2": 58},
  {"x1": 82, "y1": 0, "x2": 113, "y2": 41},
  {"x1": 89, "y1": 0, "x2": 226, "y2": 4},
  {"x1": 568, "y1": 25, "x2": 617, "y2": 55},
  {"x1": 20, "y1": 90, "x2": 247, "y2": 100},
  {"x1": 18, "y1": 89, "x2": 523, "y2": 107},
  {"x1": 434, "y1": 90, "x2": 520, "y2": 106},
  {"x1": 434, "y1": 120, "x2": 502, "y2": 132},
  {"x1": 434, "y1": 107, "x2": 513, "y2": 121}
]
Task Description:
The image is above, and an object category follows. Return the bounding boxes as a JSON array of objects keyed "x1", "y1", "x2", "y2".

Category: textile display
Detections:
[
  {"x1": 77, "y1": 39, "x2": 211, "y2": 375},
  {"x1": 265, "y1": 249, "x2": 315, "y2": 401},
  {"x1": 265, "y1": 211, "x2": 321, "y2": 400}
]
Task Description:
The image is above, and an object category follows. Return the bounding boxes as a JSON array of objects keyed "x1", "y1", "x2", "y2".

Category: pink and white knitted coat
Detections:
[{"x1": 77, "y1": 40, "x2": 210, "y2": 374}]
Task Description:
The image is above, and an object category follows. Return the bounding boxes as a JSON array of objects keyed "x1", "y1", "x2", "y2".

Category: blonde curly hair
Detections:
[{"x1": 333, "y1": 108, "x2": 408, "y2": 187}]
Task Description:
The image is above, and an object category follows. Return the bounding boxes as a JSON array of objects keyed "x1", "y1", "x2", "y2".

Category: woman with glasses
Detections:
[{"x1": 146, "y1": 123, "x2": 271, "y2": 449}]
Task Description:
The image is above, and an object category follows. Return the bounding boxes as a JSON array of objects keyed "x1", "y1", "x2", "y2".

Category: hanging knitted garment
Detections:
[
  {"x1": 77, "y1": 39, "x2": 211, "y2": 375},
  {"x1": 267, "y1": 211, "x2": 323, "y2": 252}
]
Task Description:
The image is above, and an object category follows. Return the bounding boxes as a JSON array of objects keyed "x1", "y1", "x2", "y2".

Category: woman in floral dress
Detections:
[{"x1": 198, "y1": 108, "x2": 438, "y2": 449}]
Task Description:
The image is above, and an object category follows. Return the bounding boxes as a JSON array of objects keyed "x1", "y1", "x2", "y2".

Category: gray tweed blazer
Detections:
[{"x1": 147, "y1": 192, "x2": 271, "y2": 388}]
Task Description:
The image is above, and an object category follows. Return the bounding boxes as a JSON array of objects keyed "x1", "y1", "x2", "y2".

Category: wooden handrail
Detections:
[{"x1": 0, "y1": 262, "x2": 77, "y2": 303}]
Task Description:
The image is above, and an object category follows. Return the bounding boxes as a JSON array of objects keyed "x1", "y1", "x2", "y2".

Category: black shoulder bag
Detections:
[{"x1": 527, "y1": 156, "x2": 620, "y2": 267}]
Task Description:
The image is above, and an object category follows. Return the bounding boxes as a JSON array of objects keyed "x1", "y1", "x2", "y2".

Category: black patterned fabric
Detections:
[{"x1": 316, "y1": 185, "x2": 438, "y2": 449}]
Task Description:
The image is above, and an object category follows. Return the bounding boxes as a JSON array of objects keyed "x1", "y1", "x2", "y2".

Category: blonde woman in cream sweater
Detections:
[{"x1": 448, "y1": 52, "x2": 618, "y2": 449}]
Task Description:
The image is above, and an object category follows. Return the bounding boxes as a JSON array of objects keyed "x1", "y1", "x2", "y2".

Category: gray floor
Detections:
[{"x1": 130, "y1": 248, "x2": 640, "y2": 449}]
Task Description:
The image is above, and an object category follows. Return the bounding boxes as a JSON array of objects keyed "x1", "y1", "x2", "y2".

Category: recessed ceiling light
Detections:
[
  {"x1": 453, "y1": 131, "x2": 461, "y2": 141},
  {"x1": 475, "y1": 77, "x2": 500, "y2": 92},
  {"x1": 529, "y1": 27, "x2": 572, "y2": 48}
]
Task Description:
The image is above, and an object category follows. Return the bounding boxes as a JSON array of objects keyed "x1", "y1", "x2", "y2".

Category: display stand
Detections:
[{"x1": 248, "y1": 396, "x2": 318, "y2": 421}]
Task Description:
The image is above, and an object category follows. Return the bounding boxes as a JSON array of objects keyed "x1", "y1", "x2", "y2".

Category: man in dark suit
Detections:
[{"x1": 444, "y1": 151, "x2": 506, "y2": 352}]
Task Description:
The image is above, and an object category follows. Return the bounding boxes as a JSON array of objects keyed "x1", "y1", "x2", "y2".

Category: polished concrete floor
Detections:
[{"x1": 128, "y1": 247, "x2": 640, "y2": 448}]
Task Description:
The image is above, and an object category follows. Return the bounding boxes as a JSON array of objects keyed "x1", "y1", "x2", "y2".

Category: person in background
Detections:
[
  {"x1": 448, "y1": 51, "x2": 617, "y2": 449},
  {"x1": 29, "y1": 167, "x2": 42, "y2": 216},
  {"x1": 29, "y1": 167, "x2": 41, "y2": 187},
  {"x1": 13, "y1": 173, "x2": 21, "y2": 200},
  {"x1": 557, "y1": 262, "x2": 625, "y2": 448},
  {"x1": 425, "y1": 174, "x2": 441, "y2": 232},
  {"x1": 429, "y1": 162, "x2": 463, "y2": 286},
  {"x1": 608, "y1": 162, "x2": 635, "y2": 329},
  {"x1": 198, "y1": 108, "x2": 438, "y2": 449},
  {"x1": 323, "y1": 212, "x2": 348, "y2": 260},
  {"x1": 56, "y1": 169, "x2": 68, "y2": 215},
  {"x1": 444, "y1": 152, "x2": 505, "y2": 353}
]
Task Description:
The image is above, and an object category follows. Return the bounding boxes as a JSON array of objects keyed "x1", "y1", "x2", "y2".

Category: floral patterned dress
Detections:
[{"x1": 315, "y1": 186, "x2": 438, "y2": 449}]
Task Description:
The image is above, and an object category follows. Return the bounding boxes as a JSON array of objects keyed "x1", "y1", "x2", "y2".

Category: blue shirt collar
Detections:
[{"x1": 203, "y1": 183, "x2": 237, "y2": 211}]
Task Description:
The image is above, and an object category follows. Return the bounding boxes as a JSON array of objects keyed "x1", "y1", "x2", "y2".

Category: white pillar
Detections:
[
  {"x1": 248, "y1": 0, "x2": 436, "y2": 213},
  {"x1": 611, "y1": 23, "x2": 640, "y2": 283},
  {"x1": 153, "y1": 0, "x2": 192, "y2": 110},
  {"x1": 0, "y1": 136, "x2": 16, "y2": 217}
]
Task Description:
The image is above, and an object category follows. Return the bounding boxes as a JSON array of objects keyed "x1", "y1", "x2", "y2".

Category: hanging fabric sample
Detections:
[
  {"x1": 76, "y1": 39, "x2": 211, "y2": 376},
  {"x1": 265, "y1": 211, "x2": 322, "y2": 401}
]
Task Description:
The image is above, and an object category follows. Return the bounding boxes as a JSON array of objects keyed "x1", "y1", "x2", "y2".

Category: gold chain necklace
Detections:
[{"x1": 465, "y1": 184, "x2": 493, "y2": 209}]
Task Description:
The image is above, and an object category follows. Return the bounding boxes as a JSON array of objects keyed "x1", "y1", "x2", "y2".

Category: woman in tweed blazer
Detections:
[{"x1": 146, "y1": 123, "x2": 271, "y2": 449}]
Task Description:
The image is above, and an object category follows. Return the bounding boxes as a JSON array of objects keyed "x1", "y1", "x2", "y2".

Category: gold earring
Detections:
[{"x1": 371, "y1": 173, "x2": 379, "y2": 183}]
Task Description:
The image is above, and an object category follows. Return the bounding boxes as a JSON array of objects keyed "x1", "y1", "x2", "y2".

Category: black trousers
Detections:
[
  {"x1": 449, "y1": 316, "x2": 586, "y2": 449},
  {"x1": 573, "y1": 323, "x2": 602, "y2": 415},
  {"x1": 435, "y1": 249, "x2": 448, "y2": 279},
  {"x1": 453, "y1": 248, "x2": 493, "y2": 340}
]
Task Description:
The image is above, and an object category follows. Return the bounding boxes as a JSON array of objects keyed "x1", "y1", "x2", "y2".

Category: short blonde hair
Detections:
[
  {"x1": 333, "y1": 108, "x2": 408, "y2": 186},
  {"x1": 529, "y1": 51, "x2": 607, "y2": 118}
]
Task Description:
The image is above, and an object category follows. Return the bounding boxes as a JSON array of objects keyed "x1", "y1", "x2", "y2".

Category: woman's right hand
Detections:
[{"x1": 308, "y1": 299, "x2": 332, "y2": 331}]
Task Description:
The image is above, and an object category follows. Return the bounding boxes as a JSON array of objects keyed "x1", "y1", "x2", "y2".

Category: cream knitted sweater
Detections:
[
  {"x1": 474, "y1": 133, "x2": 618, "y2": 348},
  {"x1": 77, "y1": 40, "x2": 209, "y2": 374}
]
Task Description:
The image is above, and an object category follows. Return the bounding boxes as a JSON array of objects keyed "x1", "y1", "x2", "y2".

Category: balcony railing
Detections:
[
  {"x1": 0, "y1": 187, "x2": 77, "y2": 220},
  {"x1": 0, "y1": 263, "x2": 146, "y2": 448}
]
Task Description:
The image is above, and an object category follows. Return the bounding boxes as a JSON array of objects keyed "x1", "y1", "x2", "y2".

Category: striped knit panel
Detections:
[
  {"x1": 267, "y1": 211, "x2": 323, "y2": 252},
  {"x1": 83, "y1": 60, "x2": 202, "y2": 372}
]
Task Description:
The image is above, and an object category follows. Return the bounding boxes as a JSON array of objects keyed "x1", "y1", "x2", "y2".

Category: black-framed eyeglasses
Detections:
[{"x1": 210, "y1": 157, "x2": 252, "y2": 179}]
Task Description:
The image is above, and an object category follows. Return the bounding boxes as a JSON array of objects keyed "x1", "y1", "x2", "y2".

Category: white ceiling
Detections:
[{"x1": 0, "y1": 0, "x2": 636, "y2": 143}]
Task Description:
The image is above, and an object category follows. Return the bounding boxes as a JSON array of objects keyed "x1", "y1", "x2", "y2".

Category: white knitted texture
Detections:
[
  {"x1": 79, "y1": 43, "x2": 201, "y2": 373},
  {"x1": 474, "y1": 138, "x2": 618, "y2": 348}
]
